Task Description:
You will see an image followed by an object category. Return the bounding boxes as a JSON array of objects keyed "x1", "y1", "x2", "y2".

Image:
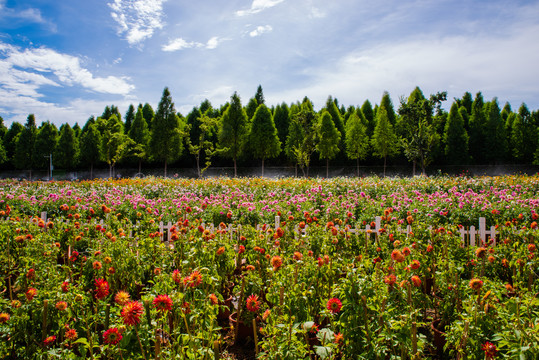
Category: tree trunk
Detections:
[
  {"x1": 164, "y1": 159, "x2": 167, "y2": 177},
  {"x1": 383, "y1": 155, "x2": 387, "y2": 177},
  {"x1": 261, "y1": 158, "x2": 265, "y2": 177},
  {"x1": 196, "y1": 153, "x2": 201, "y2": 178},
  {"x1": 90, "y1": 162, "x2": 93, "y2": 179},
  {"x1": 233, "y1": 156, "x2": 237, "y2": 178},
  {"x1": 295, "y1": 163, "x2": 298, "y2": 177},
  {"x1": 326, "y1": 158, "x2": 329, "y2": 178},
  {"x1": 412, "y1": 160, "x2": 416, "y2": 176},
  {"x1": 421, "y1": 153, "x2": 426, "y2": 176},
  {"x1": 138, "y1": 159, "x2": 142, "y2": 175},
  {"x1": 356, "y1": 158, "x2": 360, "y2": 177},
  {"x1": 109, "y1": 164, "x2": 112, "y2": 178}
]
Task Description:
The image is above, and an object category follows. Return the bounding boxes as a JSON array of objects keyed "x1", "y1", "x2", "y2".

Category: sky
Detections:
[{"x1": 1, "y1": 0, "x2": 539, "y2": 127}]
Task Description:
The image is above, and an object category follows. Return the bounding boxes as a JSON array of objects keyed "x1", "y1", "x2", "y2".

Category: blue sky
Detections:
[{"x1": 1, "y1": 0, "x2": 539, "y2": 126}]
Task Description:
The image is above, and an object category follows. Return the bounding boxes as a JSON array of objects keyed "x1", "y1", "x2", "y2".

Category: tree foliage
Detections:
[{"x1": 247, "y1": 104, "x2": 281, "y2": 176}]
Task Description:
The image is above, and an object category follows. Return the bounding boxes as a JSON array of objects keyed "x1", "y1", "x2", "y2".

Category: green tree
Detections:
[
  {"x1": 80, "y1": 124, "x2": 102, "y2": 178},
  {"x1": 483, "y1": 98, "x2": 507, "y2": 164},
  {"x1": 245, "y1": 97, "x2": 259, "y2": 121},
  {"x1": 511, "y1": 113, "x2": 526, "y2": 162},
  {"x1": 142, "y1": 103, "x2": 155, "y2": 131},
  {"x1": 317, "y1": 111, "x2": 341, "y2": 177},
  {"x1": 361, "y1": 100, "x2": 375, "y2": 137},
  {"x1": 55, "y1": 124, "x2": 79, "y2": 170},
  {"x1": 124, "y1": 104, "x2": 136, "y2": 134},
  {"x1": 218, "y1": 92, "x2": 249, "y2": 177},
  {"x1": 254, "y1": 85, "x2": 265, "y2": 105},
  {"x1": 186, "y1": 114, "x2": 220, "y2": 178},
  {"x1": 0, "y1": 137, "x2": 6, "y2": 166},
  {"x1": 14, "y1": 114, "x2": 37, "y2": 178},
  {"x1": 4, "y1": 122, "x2": 23, "y2": 165},
  {"x1": 371, "y1": 108, "x2": 398, "y2": 176},
  {"x1": 324, "y1": 96, "x2": 345, "y2": 152},
  {"x1": 0, "y1": 116, "x2": 7, "y2": 139},
  {"x1": 128, "y1": 105, "x2": 150, "y2": 174},
  {"x1": 149, "y1": 87, "x2": 184, "y2": 177},
  {"x1": 285, "y1": 101, "x2": 318, "y2": 177},
  {"x1": 468, "y1": 92, "x2": 486, "y2": 164},
  {"x1": 517, "y1": 103, "x2": 537, "y2": 162},
  {"x1": 33, "y1": 121, "x2": 58, "y2": 172},
  {"x1": 101, "y1": 115, "x2": 132, "y2": 177},
  {"x1": 247, "y1": 104, "x2": 281, "y2": 176},
  {"x1": 397, "y1": 88, "x2": 446, "y2": 175},
  {"x1": 380, "y1": 91, "x2": 397, "y2": 126},
  {"x1": 443, "y1": 102, "x2": 469, "y2": 165},
  {"x1": 345, "y1": 113, "x2": 369, "y2": 176},
  {"x1": 273, "y1": 103, "x2": 290, "y2": 150}
]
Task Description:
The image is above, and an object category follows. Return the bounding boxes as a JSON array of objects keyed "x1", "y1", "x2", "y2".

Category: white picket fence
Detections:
[{"x1": 34, "y1": 212, "x2": 498, "y2": 247}]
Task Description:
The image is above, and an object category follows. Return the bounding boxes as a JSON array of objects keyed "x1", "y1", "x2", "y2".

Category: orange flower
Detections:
[
  {"x1": 208, "y1": 293, "x2": 218, "y2": 305},
  {"x1": 55, "y1": 301, "x2": 68, "y2": 311},
  {"x1": 334, "y1": 332, "x2": 344, "y2": 345},
  {"x1": 469, "y1": 278, "x2": 484, "y2": 291},
  {"x1": 172, "y1": 269, "x2": 182, "y2": 284},
  {"x1": 65, "y1": 328, "x2": 78, "y2": 341},
  {"x1": 43, "y1": 335, "x2": 56, "y2": 346},
  {"x1": 411, "y1": 275, "x2": 422, "y2": 287},
  {"x1": 529, "y1": 244, "x2": 536, "y2": 253},
  {"x1": 271, "y1": 256, "x2": 283, "y2": 270},
  {"x1": 0, "y1": 313, "x2": 9, "y2": 324},
  {"x1": 246, "y1": 294, "x2": 260, "y2": 312},
  {"x1": 391, "y1": 249, "x2": 405, "y2": 263},
  {"x1": 326, "y1": 298, "x2": 342, "y2": 313},
  {"x1": 183, "y1": 270, "x2": 203, "y2": 288},
  {"x1": 93, "y1": 261, "x2": 102, "y2": 270},
  {"x1": 475, "y1": 247, "x2": 487, "y2": 258},
  {"x1": 410, "y1": 260, "x2": 420, "y2": 270},
  {"x1": 216, "y1": 246, "x2": 225, "y2": 255},
  {"x1": 402, "y1": 247, "x2": 411, "y2": 257},
  {"x1": 293, "y1": 251, "x2": 303, "y2": 261},
  {"x1": 121, "y1": 301, "x2": 144, "y2": 326},
  {"x1": 115, "y1": 291, "x2": 131, "y2": 306}
]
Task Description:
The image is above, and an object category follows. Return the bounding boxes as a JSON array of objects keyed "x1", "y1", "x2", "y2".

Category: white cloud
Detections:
[
  {"x1": 309, "y1": 7, "x2": 325, "y2": 19},
  {"x1": 249, "y1": 25, "x2": 273, "y2": 37},
  {"x1": 0, "y1": 1, "x2": 56, "y2": 31},
  {"x1": 236, "y1": 0, "x2": 285, "y2": 16},
  {"x1": 0, "y1": 42, "x2": 135, "y2": 125},
  {"x1": 162, "y1": 36, "x2": 224, "y2": 52},
  {"x1": 162, "y1": 38, "x2": 199, "y2": 52},
  {"x1": 108, "y1": 0, "x2": 167, "y2": 45}
]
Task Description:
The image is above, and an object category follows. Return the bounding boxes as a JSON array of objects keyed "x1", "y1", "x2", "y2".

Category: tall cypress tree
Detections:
[
  {"x1": 371, "y1": 108, "x2": 398, "y2": 176},
  {"x1": 345, "y1": 113, "x2": 369, "y2": 176},
  {"x1": 483, "y1": 98, "x2": 507, "y2": 164},
  {"x1": 380, "y1": 91, "x2": 397, "y2": 126},
  {"x1": 14, "y1": 114, "x2": 37, "y2": 178},
  {"x1": 468, "y1": 92, "x2": 486, "y2": 164},
  {"x1": 443, "y1": 102, "x2": 469, "y2": 165},
  {"x1": 80, "y1": 123, "x2": 102, "y2": 178},
  {"x1": 142, "y1": 103, "x2": 155, "y2": 131},
  {"x1": 247, "y1": 104, "x2": 281, "y2": 177},
  {"x1": 218, "y1": 92, "x2": 248, "y2": 177},
  {"x1": 150, "y1": 87, "x2": 183, "y2": 177},
  {"x1": 273, "y1": 102, "x2": 290, "y2": 150},
  {"x1": 317, "y1": 110, "x2": 341, "y2": 177},
  {"x1": 55, "y1": 124, "x2": 79, "y2": 170},
  {"x1": 324, "y1": 96, "x2": 345, "y2": 152},
  {"x1": 33, "y1": 121, "x2": 58, "y2": 170},
  {"x1": 124, "y1": 104, "x2": 136, "y2": 134},
  {"x1": 254, "y1": 85, "x2": 265, "y2": 105},
  {"x1": 4, "y1": 122, "x2": 23, "y2": 165},
  {"x1": 128, "y1": 105, "x2": 150, "y2": 174},
  {"x1": 361, "y1": 100, "x2": 375, "y2": 137}
]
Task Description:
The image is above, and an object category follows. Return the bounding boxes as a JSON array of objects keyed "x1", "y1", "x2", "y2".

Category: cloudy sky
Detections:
[{"x1": 1, "y1": 0, "x2": 539, "y2": 126}]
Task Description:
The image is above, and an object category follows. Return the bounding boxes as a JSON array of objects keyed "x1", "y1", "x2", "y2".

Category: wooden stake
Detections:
[
  {"x1": 235, "y1": 277, "x2": 246, "y2": 342},
  {"x1": 253, "y1": 318, "x2": 259, "y2": 355},
  {"x1": 42, "y1": 300, "x2": 49, "y2": 341}
]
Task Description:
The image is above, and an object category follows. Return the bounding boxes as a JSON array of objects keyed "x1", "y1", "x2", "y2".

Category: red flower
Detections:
[
  {"x1": 384, "y1": 274, "x2": 397, "y2": 286},
  {"x1": 482, "y1": 341, "x2": 497, "y2": 359},
  {"x1": 293, "y1": 252, "x2": 303, "y2": 261},
  {"x1": 95, "y1": 278, "x2": 109, "y2": 299},
  {"x1": 391, "y1": 249, "x2": 405, "y2": 263},
  {"x1": 411, "y1": 275, "x2": 422, "y2": 287},
  {"x1": 410, "y1": 260, "x2": 420, "y2": 270},
  {"x1": 121, "y1": 301, "x2": 144, "y2": 326},
  {"x1": 426, "y1": 245, "x2": 433, "y2": 252},
  {"x1": 26, "y1": 268, "x2": 35, "y2": 280},
  {"x1": 103, "y1": 328, "x2": 123, "y2": 345},
  {"x1": 246, "y1": 294, "x2": 260, "y2": 312},
  {"x1": 238, "y1": 245, "x2": 245, "y2": 254},
  {"x1": 334, "y1": 332, "x2": 344, "y2": 345},
  {"x1": 529, "y1": 243, "x2": 536, "y2": 253},
  {"x1": 153, "y1": 295, "x2": 173, "y2": 312},
  {"x1": 43, "y1": 335, "x2": 56, "y2": 346},
  {"x1": 208, "y1": 293, "x2": 218, "y2": 305},
  {"x1": 172, "y1": 269, "x2": 182, "y2": 284},
  {"x1": 402, "y1": 247, "x2": 411, "y2": 257},
  {"x1": 26, "y1": 288, "x2": 37, "y2": 301},
  {"x1": 61, "y1": 281, "x2": 69, "y2": 292},
  {"x1": 93, "y1": 261, "x2": 102, "y2": 270},
  {"x1": 183, "y1": 270, "x2": 203, "y2": 288},
  {"x1": 326, "y1": 298, "x2": 342, "y2": 313}
]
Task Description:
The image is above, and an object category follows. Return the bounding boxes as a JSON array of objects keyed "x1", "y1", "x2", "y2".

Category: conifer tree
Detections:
[
  {"x1": 124, "y1": 104, "x2": 136, "y2": 134},
  {"x1": 371, "y1": 108, "x2": 398, "y2": 176},
  {"x1": 361, "y1": 100, "x2": 375, "y2": 137},
  {"x1": 468, "y1": 92, "x2": 486, "y2": 164},
  {"x1": 443, "y1": 102, "x2": 469, "y2": 164},
  {"x1": 80, "y1": 123, "x2": 102, "y2": 178},
  {"x1": 511, "y1": 114, "x2": 526, "y2": 162},
  {"x1": 150, "y1": 87, "x2": 184, "y2": 177},
  {"x1": 254, "y1": 85, "x2": 265, "y2": 105},
  {"x1": 247, "y1": 104, "x2": 281, "y2": 176},
  {"x1": 246, "y1": 97, "x2": 259, "y2": 120},
  {"x1": 380, "y1": 91, "x2": 397, "y2": 126},
  {"x1": 317, "y1": 110, "x2": 341, "y2": 177},
  {"x1": 14, "y1": 114, "x2": 37, "y2": 178},
  {"x1": 142, "y1": 103, "x2": 155, "y2": 131},
  {"x1": 324, "y1": 96, "x2": 345, "y2": 152},
  {"x1": 4, "y1": 122, "x2": 23, "y2": 164},
  {"x1": 55, "y1": 124, "x2": 79, "y2": 170},
  {"x1": 345, "y1": 113, "x2": 369, "y2": 176},
  {"x1": 128, "y1": 105, "x2": 150, "y2": 174},
  {"x1": 219, "y1": 92, "x2": 248, "y2": 177},
  {"x1": 483, "y1": 98, "x2": 507, "y2": 164},
  {"x1": 273, "y1": 102, "x2": 290, "y2": 149},
  {"x1": 33, "y1": 121, "x2": 58, "y2": 170}
]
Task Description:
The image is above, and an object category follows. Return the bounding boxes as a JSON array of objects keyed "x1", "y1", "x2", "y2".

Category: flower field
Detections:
[{"x1": 0, "y1": 175, "x2": 538, "y2": 359}]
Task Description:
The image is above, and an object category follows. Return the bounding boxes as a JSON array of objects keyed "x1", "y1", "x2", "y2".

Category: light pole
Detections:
[{"x1": 44, "y1": 154, "x2": 53, "y2": 180}]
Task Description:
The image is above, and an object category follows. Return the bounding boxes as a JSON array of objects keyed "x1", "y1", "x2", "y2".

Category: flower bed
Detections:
[{"x1": 0, "y1": 175, "x2": 538, "y2": 359}]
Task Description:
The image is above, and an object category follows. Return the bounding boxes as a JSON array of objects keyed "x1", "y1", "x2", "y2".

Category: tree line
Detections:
[{"x1": 1, "y1": 85, "x2": 538, "y2": 178}]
